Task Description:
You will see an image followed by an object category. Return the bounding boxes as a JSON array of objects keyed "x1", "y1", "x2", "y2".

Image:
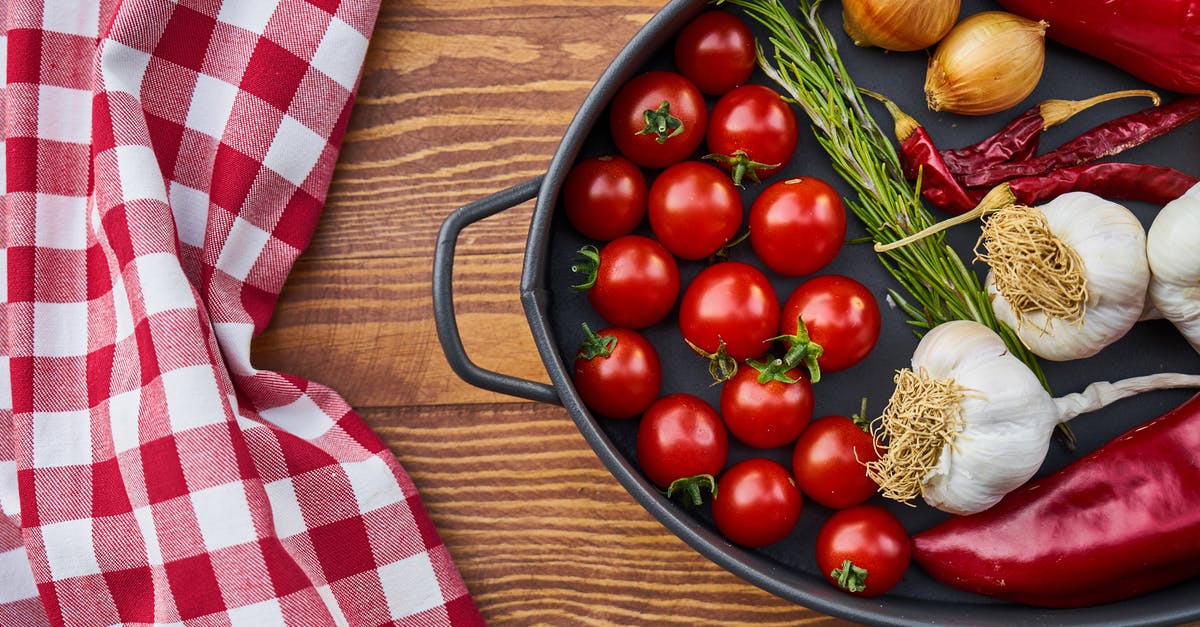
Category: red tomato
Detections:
[
  {"x1": 636, "y1": 394, "x2": 728, "y2": 492},
  {"x1": 712, "y1": 458, "x2": 803, "y2": 547},
  {"x1": 815, "y1": 505, "x2": 910, "y2": 596},
  {"x1": 679, "y1": 262, "x2": 780, "y2": 363},
  {"x1": 706, "y1": 84, "x2": 799, "y2": 186},
  {"x1": 562, "y1": 155, "x2": 647, "y2": 241},
  {"x1": 673, "y1": 10, "x2": 756, "y2": 95},
  {"x1": 608, "y1": 71, "x2": 707, "y2": 169},
  {"x1": 720, "y1": 362, "x2": 813, "y2": 449},
  {"x1": 749, "y1": 177, "x2": 847, "y2": 277},
  {"x1": 648, "y1": 161, "x2": 743, "y2": 260},
  {"x1": 793, "y1": 414, "x2": 880, "y2": 509},
  {"x1": 574, "y1": 235, "x2": 680, "y2": 329},
  {"x1": 572, "y1": 325, "x2": 661, "y2": 419},
  {"x1": 780, "y1": 275, "x2": 881, "y2": 374}
]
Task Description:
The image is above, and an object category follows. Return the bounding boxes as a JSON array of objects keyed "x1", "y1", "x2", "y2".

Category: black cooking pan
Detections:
[{"x1": 433, "y1": 0, "x2": 1200, "y2": 623}]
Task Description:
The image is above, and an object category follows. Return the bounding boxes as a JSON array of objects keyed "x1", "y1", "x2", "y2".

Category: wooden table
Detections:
[{"x1": 251, "y1": 1, "x2": 846, "y2": 623}]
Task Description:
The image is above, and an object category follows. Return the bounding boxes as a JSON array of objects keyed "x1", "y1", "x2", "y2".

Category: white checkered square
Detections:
[
  {"x1": 0, "y1": 356, "x2": 9, "y2": 411},
  {"x1": 40, "y1": 0, "x2": 100, "y2": 36},
  {"x1": 215, "y1": 218, "x2": 270, "y2": 281},
  {"x1": 32, "y1": 410, "x2": 92, "y2": 467},
  {"x1": 190, "y1": 481, "x2": 257, "y2": 552},
  {"x1": 100, "y1": 40, "x2": 153, "y2": 96},
  {"x1": 115, "y1": 145, "x2": 168, "y2": 202},
  {"x1": 41, "y1": 518, "x2": 102, "y2": 579},
  {"x1": 161, "y1": 365, "x2": 227, "y2": 433},
  {"x1": 263, "y1": 478, "x2": 306, "y2": 538},
  {"x1": 258, "y1": 393, "x2": 333, "y2": 440},
  {"x1": 34, "y1": 194, "x2": 88, "y2": 250},
  {"x1": 216, "y1": 0, "x2": 279, "y2": 34},
  {"x1": 261, "y1": 115, "x2": 325, "y2": 186},
  {"x1": 310, "y1": 17, "x2": 368, "y2": 91},
  {"x1": 185, "y1": 74, "x2": 238, "y2": 139},
  {"x1": 132, "y1": 506, "x2": 164, "y2": 566},
  {"x1": 343, "y1": 457, "x2": 404, "y2": 514},
  {"x1": 0, "y1": 547, "x2": 39, "y2": 603},
  {"x1": 108, "y1": 389, "x2": 142, "y2": 454},
  {"x1": 111, "y1": 274, "x2": 135, "y2": 341},
  {"x1": 37, "y1": 85, "x2": 92, "y2": 144},
  {"x1": 135, "y1": 253, "x2": 197, "y2": 315},
  {"x1": 212, "y1": 322, "x2": 256, "y2": 376},
  {"x1": 227, "y1": 598, "x2": 285, "y2": 626},
  {"x1": 379, "y1": 553, "x2": 445, "y2": 619},
  {"x1": 168, "y1": 181, "x2": 209, "y2": 249},
  {"x1": 0, "y1": 460, "x2": 18, "y2": 518},
  {"x1": 33, "y1": 301, "x2": 88, "y2": 357}
]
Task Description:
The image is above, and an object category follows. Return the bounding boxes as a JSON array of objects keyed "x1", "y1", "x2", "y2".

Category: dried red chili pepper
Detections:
[
  {"x1": 912, "y1": 392, "x2": 1200, "y2": 608},
  {"x1": 961, "y1": 95, "x2": 1200, "y2": 188},
  {"x1": 994, "y1": 162, "x2": 1199, "y2": 207},
  {"x1": 941, "y1": 90, "x2": 1160, "y2": 175}
]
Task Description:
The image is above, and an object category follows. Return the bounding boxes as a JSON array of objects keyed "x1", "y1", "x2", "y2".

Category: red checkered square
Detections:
[{"x1": 4, "y1": 0, "x2": 480, "y2": 624}]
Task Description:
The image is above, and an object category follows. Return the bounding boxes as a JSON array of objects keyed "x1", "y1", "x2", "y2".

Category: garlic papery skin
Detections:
[
  {"x1": 1147, "y1": 181, "x2": 1200, "y2": 353},
  {"x1": 867, "y1": 320, "x2": 1200, "y2": 515},
  {"x1": 986, "y1": 192, "x2": 1149, "y2": 361},
  {"x1": 925, "y1": 11, "x2": 1047, "y2": 115},
  {"x1": 842, "y1": 0, "x2": 960, "y2": 52}
]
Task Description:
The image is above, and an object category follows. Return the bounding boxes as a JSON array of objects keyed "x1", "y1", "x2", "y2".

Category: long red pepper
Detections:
[
  {"x1": 961, "y1": 96, "x2": 1200, "y2": 188},
  {"x1": 912, "y1": 393, "x2": 1200, "y2": 608},
  {"x1": 970, "y1": 163, "x2": 1200, "y2": 208},
  {"x1": 941, "y1": 90, "x2": 1160, "y2": 176}
]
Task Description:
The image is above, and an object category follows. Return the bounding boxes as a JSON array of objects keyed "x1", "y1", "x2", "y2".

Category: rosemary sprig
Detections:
[{"x1": 715, "y1": 0, "x2": 1052, "y2": 395}]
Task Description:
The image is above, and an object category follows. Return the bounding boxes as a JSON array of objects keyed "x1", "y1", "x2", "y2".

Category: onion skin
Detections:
[
  {"x1": 925, "y1": 12, "x2": 1048, "y2": 116},
  {"x1": 997, "y1": 0, "x2": 1200, "y2": 94},
  {"x1": 842, "y1": 0, "x2": 960, "y2": 52}
]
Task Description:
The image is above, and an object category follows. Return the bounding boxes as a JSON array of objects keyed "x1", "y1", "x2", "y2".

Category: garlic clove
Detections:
[
  {"x1": 1147, "y1": 182, "x2": 1200, "y2": 353},
  {"x1": 987, "y1": 192, "x2": 1149, "y2": 361},
  {"x1": 925, "y1": 11, "x2": 1048, "y2": 116},
  {"x1": 842, "y1": 0, "x2": 961, "y2": 52}
]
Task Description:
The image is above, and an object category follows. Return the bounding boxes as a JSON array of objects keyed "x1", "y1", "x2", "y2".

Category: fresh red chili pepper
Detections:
[
  {"x1": 912, "y1": 393, "x2": 1200, "y2": 608},
  {"x1": 941, "y1": 90, "x2": 1160, "y2": 176},
  {"x1": 961, "y1": 96, "x2": 1200, "y2": 188},
  {"x1": 969, "y1": 163, "x2": 1200, "y2": 208}
]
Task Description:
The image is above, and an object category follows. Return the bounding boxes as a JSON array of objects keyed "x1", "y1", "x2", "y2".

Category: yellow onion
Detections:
[
  {"x1": 925, "y1": 11, "x2": 1048, "y2": 115},
  {"x1": 842, "y1": 0, "x2": 961, "y2": 52}
]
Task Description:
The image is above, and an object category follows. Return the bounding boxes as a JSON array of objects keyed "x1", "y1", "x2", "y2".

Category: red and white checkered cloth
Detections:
[{"x1": 1, "y1": 0, "x2": 483, "y2": 624}]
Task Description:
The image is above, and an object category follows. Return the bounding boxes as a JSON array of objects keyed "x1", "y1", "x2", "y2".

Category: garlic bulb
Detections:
[
  {"x1": 985, "y1": 192, "x2": 1149, "y2": 361},
  {"x1": 866, "y1": 320, "x2": 1200, "y2": 515},
  {"x1": 1147, "y1": 182, "x2": 1200, "y2": 353},
  {"x1": 925, "y1": 11, "x2": 1047, "y2": 115},
  {"x1": 842, "y1": 0, "x2": 960, "y2": 52}
]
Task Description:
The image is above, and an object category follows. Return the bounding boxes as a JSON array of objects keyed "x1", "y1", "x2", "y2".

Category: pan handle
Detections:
[{"x1": 433, "y1": 176, "x2": 561, "y2": 405}]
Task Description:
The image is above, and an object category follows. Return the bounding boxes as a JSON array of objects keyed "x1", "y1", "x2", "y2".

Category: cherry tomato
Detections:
[
  {"x1": 562, "y1": 155, "x2": 647, "y2": 241},
  {"x1": 779, "y1": 275, "x2": 881, "y2": 375},
  {"x1": 679, "y1": 262, "x2": 780, "y2": 363},
  {"x1": 749, "y1": 177, "x2": 847, "y2": 277},
  {"x1": 608, "y1": 71, "x2": 707, "y2": 169},
  {"x1": 648, "y1": 161, "x2": 743, "y2": 260},
  {"x1": 572, "y1": 325, "x2": 661, "y2": 419},
  {"x1": 673, "y1": 10, "x2": 756, "y2": 95},
  {"x1": 573, "y1": 235, "x2": 680, "y2": 329},
  {"x1": 815, "y1": 505, "x2": 910, "y2": 597},
  {"x1": 636, "y1": 393, "x2": 728, "y2": 492},
  {"x1": 706, "y1": 84, "x2": 799, "y2": 186},
  {"x1": 720, "y1": 361, "x2": 813, "y2": 449},
  {"x1": 712, "y1": 458, "x2": 803, "y2": 547},
  {"x1": 793, "y1": 413, "x2": 880, "y2": 509}
]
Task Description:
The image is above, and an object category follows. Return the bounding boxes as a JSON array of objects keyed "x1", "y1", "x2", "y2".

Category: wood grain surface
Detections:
[{"x1": 251, "y1": 1, "x2": 849, "y2": 624}]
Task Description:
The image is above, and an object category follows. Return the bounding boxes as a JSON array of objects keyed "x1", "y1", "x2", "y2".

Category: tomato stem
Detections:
[
  {"x1": 664, "y1": 474, "x2": 717, "y2": 506},
  {"x1": 685, "y1": 338, "x2": 740, "y2": 383},
  {"x1": 770, "y1": 316, "x2": 823, "y2": 383},
  {"x1": 832, "y1": 558, "x2": 869, "y2": 593},
  {"x1": 746, "y1": 356, "x2": 801, "y2": 385},
  {"x1": 577, "y1": 322, "x2": 616, "y2": 359},
  {"x1": 704, "y1": 149, "x2": 779, "y2": 187},
  {"x1": 638, "y1": 100, "x2": 684, "y2": 144},
  {"x1": 570, "y1": 245, "x2": 601, "y2": 291}
]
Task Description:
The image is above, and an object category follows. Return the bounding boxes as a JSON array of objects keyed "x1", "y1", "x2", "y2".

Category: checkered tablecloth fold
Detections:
[{"x1": 1, "y1": 0, "x2": 483, "y2": 624}]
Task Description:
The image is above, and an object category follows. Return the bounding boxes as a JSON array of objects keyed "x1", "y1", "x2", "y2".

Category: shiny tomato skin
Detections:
[
  {"x1": 584, "y1": 235, "x2": 680, "y2": 329},
  {"x1": 780, "y1": 275, "x2": 881, "y2": 373},
  {"x1": 707, "y1": 84, "x2": 799, "y2": 181},
  {"x1": 673, "y1": 10, "x2": 756, "y2": 95},
  {"x1": 815, "y1": 505, "x2": 911, "y2": 597},
  {"x1": 562, "y1": 155, "x2": 647, "y2": 241},
  {"x1": 647, "y1": 161, "x2": 743, "y2": 260},
  {"x1": 609, "y1": 71, "x2": 707, "y2": 169},
  {"x1": 679, "y1": 262, "x2": 780, "y2": 362},
  {"x1": 572, "y1": 327, "x2": 661, "y2": 419},
  {"x1": 793, "y1": 414, "x2": 880, "y2": 509},
  {"x1": 750, "y1": 177, "x2": 847, "y2": 277},
  {"x1": 636, "y1": 393, "x2": 729, "y2": 489},
  {"x1": 720, "y1": 365, "x2": 813, "y2": 449},
  {"x1": 712, "y1": 458, "x2": 803, "y2": 547}
]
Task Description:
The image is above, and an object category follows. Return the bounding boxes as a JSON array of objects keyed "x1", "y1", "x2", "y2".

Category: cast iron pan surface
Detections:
[{"x1": 515, "y1": 0, "x2": 1200, "y2": 623}]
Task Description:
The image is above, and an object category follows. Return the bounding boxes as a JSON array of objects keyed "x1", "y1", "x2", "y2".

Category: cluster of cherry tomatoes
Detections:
[{"x1": 564, "y1": 9, "x2": 909, "y2": 597}]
